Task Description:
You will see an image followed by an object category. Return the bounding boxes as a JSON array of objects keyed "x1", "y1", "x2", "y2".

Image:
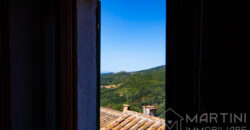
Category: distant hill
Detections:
[
  {"x1": 100, "y1": 65, "x2": 165, "y2": 118},
  {"x1": 101, "y1": 72, "x2": 114, "y2": 76}
]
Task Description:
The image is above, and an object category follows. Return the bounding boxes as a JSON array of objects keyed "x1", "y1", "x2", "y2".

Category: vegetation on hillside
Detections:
[{"x1": 100, "y1": 65, "x2": 165, "y2": 118}]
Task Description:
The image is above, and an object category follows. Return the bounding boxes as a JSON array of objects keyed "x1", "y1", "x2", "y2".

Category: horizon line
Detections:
[{"x1": 101, "y1": 64, "x2": 165, "y2": 73}]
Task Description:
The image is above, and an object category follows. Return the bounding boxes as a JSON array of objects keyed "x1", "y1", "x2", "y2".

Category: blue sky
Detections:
[{"x1": 101, "y1": 0, "x2": 166, "y2": 73}]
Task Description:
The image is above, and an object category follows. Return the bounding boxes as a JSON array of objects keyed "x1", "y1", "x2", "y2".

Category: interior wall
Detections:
[
  {"x1": 166, "y1": 0, "x2": 201, "y2": 114},
  {"x1": 9, "y1": 0, "x2": 57, "y2": 130}
]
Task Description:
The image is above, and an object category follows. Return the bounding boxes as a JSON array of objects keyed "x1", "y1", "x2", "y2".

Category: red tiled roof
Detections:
[{"x1": 100, "y1": 107, "x2": 165, "y2": 130}]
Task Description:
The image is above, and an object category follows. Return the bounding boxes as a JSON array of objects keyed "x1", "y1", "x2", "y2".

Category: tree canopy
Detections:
[{"x1": 100, "y1": 65, "x2": 165, "y2": 118}]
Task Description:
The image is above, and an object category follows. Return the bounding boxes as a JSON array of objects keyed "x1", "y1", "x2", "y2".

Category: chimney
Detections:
[
  {"x1": 142, "y1": 105, "x2": 156, "y2": 116},
  {"x1": 123, "y1": 104, "x2": 130, "y2": 112}
]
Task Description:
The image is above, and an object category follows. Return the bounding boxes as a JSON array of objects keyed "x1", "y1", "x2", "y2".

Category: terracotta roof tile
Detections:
[
  {"x1": 100, "y1": 107, "x2": 122, "y2": 128},
  {"x1": 138, "y1": 121, "x2": 154, "y2": 130},
  {"x1": 100, "y1": 107, "x2": 165, "y2": 130}
]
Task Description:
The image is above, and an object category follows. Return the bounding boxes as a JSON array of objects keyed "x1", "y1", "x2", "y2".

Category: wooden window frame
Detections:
[
  {"x1": 6, "y1": 0, "x2": 248, "y2": 129},
  {"x1": 58, "y1": 0, "x2": 100, "y2": 129},
  {"x1": 58, "y1": 0, "x2": 77, "y2": 129}
]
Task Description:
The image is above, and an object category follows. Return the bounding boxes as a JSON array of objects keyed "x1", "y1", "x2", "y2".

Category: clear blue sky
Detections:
[{"x1": 101, "y1": 0, "x2": 166, "y2": 73}]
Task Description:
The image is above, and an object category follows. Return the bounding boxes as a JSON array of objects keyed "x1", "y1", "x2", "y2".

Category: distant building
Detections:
[{"x1": 118, "y1": 70, "x2": 127, "y2": 73}]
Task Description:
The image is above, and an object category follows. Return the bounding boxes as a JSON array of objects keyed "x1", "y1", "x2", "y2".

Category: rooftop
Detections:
[{"x1": 100, "y1": 107, "x2": 165, "y2": 130}]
